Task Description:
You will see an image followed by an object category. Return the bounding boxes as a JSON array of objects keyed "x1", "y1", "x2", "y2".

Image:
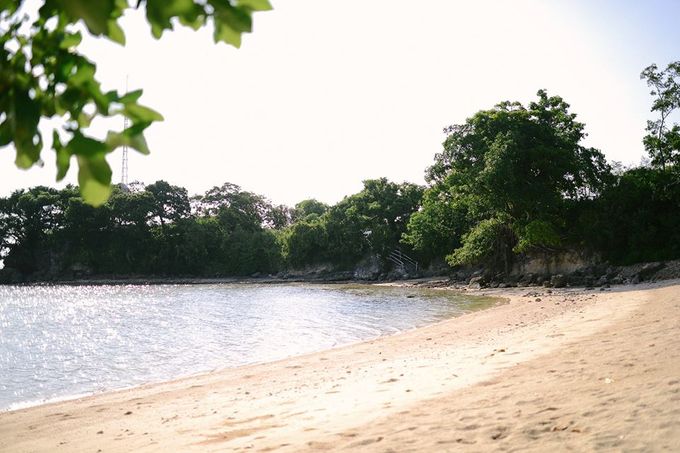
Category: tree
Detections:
[
  {"x1": 640, "y1": 61, "x2": 680, "y2": 171},
  {"x1": 293, "y1": 199, "x2": 329, "y2": 221},
  {"x1": 145, "y1": 180, "x2": 190, "y2": 228},
  {"x1": 282, "y1": 217, "x2": 328, "y2": 267},
  {"x1": 401, "y1": 183, "x2": 470, "y2": 264},
  {"x1": 324, "y1": 178, "x2": 424, "y2": 267},
  {"x1": 580, "y1": 167, "x2": 680, "y2": 264},
  {"x1": 0, "y1": 1, "x2": 272, "y2": 205},
  {"x1": 0, "y1": 186, "x2": 69, "y2": 274},
  {"x1": 198, "y1": 183, "x2": 271, "y2": 232},
  {"x1": 416, "y1": 90, "x2": 611, "y2": 273},
  {"x1": 266, "y1": 204, "x2": 294, "y2": 229}
]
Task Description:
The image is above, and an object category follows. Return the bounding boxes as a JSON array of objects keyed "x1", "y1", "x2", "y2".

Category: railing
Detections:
[{"x1": 387, "y1": 249, "x2": 419, "y2": 273}]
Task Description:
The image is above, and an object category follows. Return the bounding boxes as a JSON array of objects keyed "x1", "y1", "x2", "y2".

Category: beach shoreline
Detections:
[
  {"x1": 0, "y1": 281, "x2": 500, "y2": 414},
  {"x1": 1, "y1": 281, "x2": 678, "y2": 452}
]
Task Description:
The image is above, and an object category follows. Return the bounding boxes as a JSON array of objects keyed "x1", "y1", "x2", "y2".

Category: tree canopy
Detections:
[
  {"x1": 0, "y1": 0, "x2": 271, "y2": 205},
  {"x1": 640, "y1": 61, "x2": 680, "y2": 171},
  {"x1": 0, "y1": 177, "x2": 425, "y2": 281},
  {"x1": 406, "y1": 90, "x2": 611, "y2": 273}
]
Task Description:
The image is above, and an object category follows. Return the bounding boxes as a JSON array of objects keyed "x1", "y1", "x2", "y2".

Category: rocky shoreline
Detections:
[
  {"x1": 2, "y1": 258, "x2": 680, "y2": 289},
  {"x1": 447, "y1": 259, "x2": 680, "y2": 290}
]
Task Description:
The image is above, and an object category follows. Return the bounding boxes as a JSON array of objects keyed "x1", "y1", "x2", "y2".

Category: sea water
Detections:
[{"x1": 0, "y1": 283, "x2": 493, "y2": 411}]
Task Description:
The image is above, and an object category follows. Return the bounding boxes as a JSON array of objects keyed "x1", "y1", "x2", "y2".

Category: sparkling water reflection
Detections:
[{"x1": 0, "y1": 283, "x2": 494, "y2": 410}]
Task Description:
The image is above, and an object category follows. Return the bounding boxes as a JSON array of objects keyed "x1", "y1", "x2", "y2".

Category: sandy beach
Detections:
[{"x1": 1, "y1": 281, "x2": 678, "y2": 452}]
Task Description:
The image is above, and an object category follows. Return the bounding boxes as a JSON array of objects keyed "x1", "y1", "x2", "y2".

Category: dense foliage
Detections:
[
  {"x1": 1, "y1": 0, "x2": 271, "y2": 205},
  {"x1": 404, "y1": 90, "x2": 611, "y2": 273},
  {"x1": 401, "y1": 80, "x2": 680, "y2": 274},
  {"x1": 0, "y1": 178, "x2": 424, "y2": 280},
  {"x1": 575, "y1": 167, "x2": 680, "y2": 265}
]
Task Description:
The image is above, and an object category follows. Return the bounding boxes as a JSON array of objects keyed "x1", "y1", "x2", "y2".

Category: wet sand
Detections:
[{"x1": 1, "y1": 282, "x2": 678, "y2": 452}]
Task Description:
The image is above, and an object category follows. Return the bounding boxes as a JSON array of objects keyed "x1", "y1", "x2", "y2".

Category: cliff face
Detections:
[{"x1": 511, "y1": 251, "x2": 597, "y2": 276}]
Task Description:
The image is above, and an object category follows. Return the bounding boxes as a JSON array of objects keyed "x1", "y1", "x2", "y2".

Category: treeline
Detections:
[
  {"x1": 1, "y1": 66, "x2": 679, "y2": 282},
  {"x1": 0, "y1": 178, "x2": 424, "y2": 280}
]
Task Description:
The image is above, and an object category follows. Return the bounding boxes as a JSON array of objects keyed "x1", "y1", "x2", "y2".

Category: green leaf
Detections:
[
  {"x1": 237, "y1": 0, "x2": 273, "y2": 11},
  {"x1": 70, "y1": 62, "x2": 96, "y2": 87},
  {"x1": 128, "y1": 133, "x2": 150, "y2": 155},
  {"x1": 56, "y1": 149, "x2": 71, "y2": 181},
  {"x1": 14, "y1": 142, "x2": 41, "y2": 169},
  {"x1": 9, "y1": 89, "x2": 42, "y2": 169},
  {"x1": 210, "y1": 1, "x2": 253, "y2": 47},
  {"x1": 65, "y1": 133, "x2": 110, "y2": 157},
  {"x1": 146, "y1": 0, "x2": 198, "y2": 38},
  {"x1": 54, "y1": 133, "x2": 72, "y2": 181},
  {"x1": 214, "y1": 21, "x2": 242, "y2": 47},
  {"x1": 59, "y1": 31, "x2": 83, "y2": 49},
  {"x1": 178, "y1": 12, "x2": 206, "y2": 30},
  {"x1": 105, "y1": 127, "x2": 151, "y2": 155},
  {"x1": 0, "y1": 0, "x2": 21, "y2": 14},
  {"x1": 119, "y1": 89, "x2": 143, "y2": 104},
  {"x1": 124, "y1": 103, "x2": 164, "y2": 122},
  {"x1": 107, "y1": 19, "x2": 126, "y2": 45},
  {"x1": 0, "y1": 121, "x2": 11, "y2": 147},
  {"x1": 77, "y1": 111, "x2": 94, "y2": 128},
  {"x1": 213, "y1": 3, "x2": 252, "y2": 33},
  {"x1": 77, "y1": 155, "x2": 112, "y2": 206},
  {"x1": 61, "y1": 0, "x2": 116, "y2": 36}
]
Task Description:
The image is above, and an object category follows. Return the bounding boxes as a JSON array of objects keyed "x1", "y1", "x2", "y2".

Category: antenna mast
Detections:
[{"x1": 121, "y1": 75, "x2": 129, "y2": 186}]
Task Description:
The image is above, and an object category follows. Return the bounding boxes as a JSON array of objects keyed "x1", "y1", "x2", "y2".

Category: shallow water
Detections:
[{"x1": 0, "y1": 283, "x2": 494, "y2": 410}]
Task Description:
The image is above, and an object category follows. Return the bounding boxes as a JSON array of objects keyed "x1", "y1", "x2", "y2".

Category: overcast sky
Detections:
[{"x1": 2, "y1": 0, "x2": 679, "y2": 205}]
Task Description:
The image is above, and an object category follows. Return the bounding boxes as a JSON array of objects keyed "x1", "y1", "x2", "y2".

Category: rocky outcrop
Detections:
[
  {"x1": 353, "y1": 255, "x2": 383, "y2": 280},
  {"x1": 446, "y1": 259, "x2": 680, "y2": 289},
  {"x1": 511, "y1": 250, "x2": 597, "y2": 277}
]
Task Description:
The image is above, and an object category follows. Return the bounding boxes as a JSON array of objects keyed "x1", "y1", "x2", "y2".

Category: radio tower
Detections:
[{"x1": 121, "y1": 75, "x2": 129, "y2": 187}]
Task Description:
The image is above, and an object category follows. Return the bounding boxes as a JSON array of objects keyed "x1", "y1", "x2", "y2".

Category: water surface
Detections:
[{"x1": 0, "y1": 283, "x2": 494, "y2": 410}]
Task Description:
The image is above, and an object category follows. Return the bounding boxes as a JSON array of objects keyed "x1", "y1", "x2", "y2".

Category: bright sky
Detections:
[{"x1": 1, "y1": 0, "x2": 679, "y2": 206}]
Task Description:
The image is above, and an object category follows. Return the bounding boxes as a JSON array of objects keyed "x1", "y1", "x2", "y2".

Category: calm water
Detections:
[{"x1": 0, "y1": 283, "x2": 494, "y2": 411}]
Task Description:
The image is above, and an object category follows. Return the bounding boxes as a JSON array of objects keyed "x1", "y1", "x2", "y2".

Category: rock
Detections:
[
  {"x1": 550, "y1": 274, "x2": 567, "y2": 288},
  {"x1": 631, "y1": 274, "x2": 641, "y2": 284},
  {"x1": 567, "y1": 274, "x2": 584, "y2": 286},
  {"x1": 453, "y1": 271, "x2": 470, "y2": 282},
  {"x1": 518, "y1": 273, "x2": 535, "y2": 286},
  {"x1": 596, "y1": 275, "x2": 609, "y2": 287},
  {"x1": 505, "y1": 275, "x2": 519, "y2": 286},
  {"x1": 650, "y1": 259, "x2": 680, "y2": 280},
  {"x1": 468, "y1": 275, "x2": 486, "y2": 289},
  {"x1": 386, "y1": 268, "x2": 409, "y2": 280},
  {"x1": 353, "y1": 255, "x2": 382, "y2": 280},
  {"x1": 638, "y1": 262, "x2": 665, "y2": 281}
]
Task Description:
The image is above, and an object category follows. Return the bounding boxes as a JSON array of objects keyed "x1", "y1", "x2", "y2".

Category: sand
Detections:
[{"x1": 1, "y1": 281, "x2": 679, "y2": 452}]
